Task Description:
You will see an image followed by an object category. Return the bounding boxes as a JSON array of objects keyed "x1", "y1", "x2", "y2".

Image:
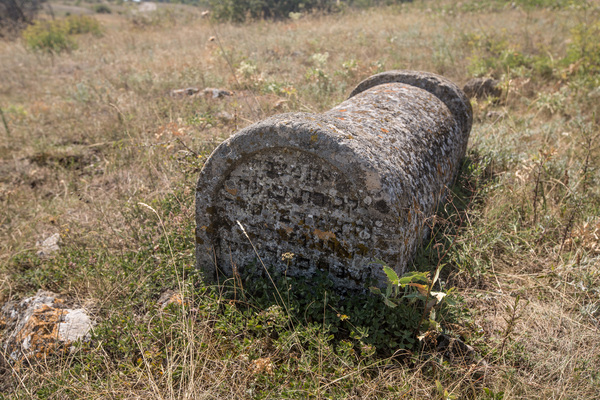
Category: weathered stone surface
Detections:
[
  {"x1": 216, "y1": 110, "x2": 235, "y2": 122},
  {"x1": 36, "y1": 233, "x2": 60, "y2": 258},
  {"x1": 157, "y1": 289, "x2": 185, "y2": 311},
  {"x1": 196, "y1": 70, "x2": 472, "y2": 290},
  {"x1": 0, "y1": 291, "x2": 93, "y2": 362},
  {"x1": 170, "y1": 87, "x2": 201, "y2": 97},
  {"x1": 203, "y1": 88, "x2": 233, "y2": 99},
  {"x1": 169, "y1": 87, "x2": 233, "y2": 99},
  {"x1": 463, "y1": 77, "x2": 502, "y2": 100}
]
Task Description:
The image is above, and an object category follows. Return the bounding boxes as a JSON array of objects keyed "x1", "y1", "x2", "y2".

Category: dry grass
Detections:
[{"x1": 1, "y1": 0, "x2": 599, "y2": 398}]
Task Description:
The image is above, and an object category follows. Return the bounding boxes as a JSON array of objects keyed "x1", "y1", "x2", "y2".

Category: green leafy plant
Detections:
[
  {"x1": 231, "y1": 262, "x2": 425, "y2": 354},
  {"x1": 482, "y1": 387, "x2": 505, "y2": 400},
  {"x1": 370, "y1": 262, "x2": 452, "y2": 334},
  {"x1": 436, "y1": 379, "x2": 458, "y2": 400}
]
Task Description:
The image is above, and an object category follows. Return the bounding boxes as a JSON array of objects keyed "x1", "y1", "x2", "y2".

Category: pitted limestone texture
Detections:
[{"x1": 196, "y1": 70, "x2": 472, "y2": 290}]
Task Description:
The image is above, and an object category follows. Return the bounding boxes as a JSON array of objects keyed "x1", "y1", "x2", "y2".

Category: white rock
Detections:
[{"x1": 36, "y1": 233, "x2": 60, "y2": 257}]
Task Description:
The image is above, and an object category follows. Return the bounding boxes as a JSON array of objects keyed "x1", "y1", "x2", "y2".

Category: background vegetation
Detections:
[
  {"x1": 0, "y1": 0, "x2": 48, "y2": 36},
  {"x1": 1, "y1": 0, "x2": 599, "y2": 398}
]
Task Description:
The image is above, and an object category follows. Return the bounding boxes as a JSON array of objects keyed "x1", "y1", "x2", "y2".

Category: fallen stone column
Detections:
[{"x1": 196, "y1": 70, "x2": 472, "y2": 290}]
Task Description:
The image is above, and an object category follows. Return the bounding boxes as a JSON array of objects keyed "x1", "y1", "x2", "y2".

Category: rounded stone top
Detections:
[
  {"x1": 349, "y1": 70, "x2": 473, "y2": 137},
  {"x1": 195, "y1": 112, "x2": 380, "y2": 197}
]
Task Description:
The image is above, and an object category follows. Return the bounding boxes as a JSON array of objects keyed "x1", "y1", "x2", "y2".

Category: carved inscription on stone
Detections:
[
  {"x1": 196, "y1": 70, "x2": 473, "y2": 290},
  {"x1": 215, "y1": 148, "x2": 383, "y2": 285}
]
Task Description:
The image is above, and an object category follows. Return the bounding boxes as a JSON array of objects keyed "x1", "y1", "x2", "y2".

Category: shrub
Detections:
[
  {"x1": 209, "y1": 0, "x2": 338, "y2": 22},
  {"x1": 209, "y1": 0, "x2": 417, "y2": 21},
  {"x1": 94, "y1": 4, "x2": 112, "y2": 14},
  {"x1": 22, "y1": 21, "x2": 77, "y2": 53},
  {"x1": 564, "y1": 21, "x2": 600, "y2": 76},
  {"x1": 22, "y1": 15, "x2": 102, "y2": 53},
  {"x1": 62, "y1": 15, "x2": 103, "y2": 36},
  {"x1": 130, "y1": 9, "x2": 179, "y2": 29}
]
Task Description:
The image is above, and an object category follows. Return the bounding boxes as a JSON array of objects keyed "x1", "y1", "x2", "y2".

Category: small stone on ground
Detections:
[{"x1": 0, "y1": 291, "x2": 93, "y2": 362}]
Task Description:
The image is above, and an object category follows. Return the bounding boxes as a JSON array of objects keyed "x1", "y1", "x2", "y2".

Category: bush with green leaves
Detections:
[
  {"x1": 209, "y1": 0, "x2": 335, "y2": 22},
  {"x1": 94, "y1": 4, "x2": 112, "y2": 14},
  {"x1": 563, "y1": 21, "x2": 600, "y2": 79},
  {"x1": 22, "y1": 15, "x2": 102, "y2": 53},
  {"x1": 62, "y1": 15, "x2": 103, "y2": 35},
  {"x1": 22, "y1": 20, "x2": 78, "y2": 53},
  {"x1": 209, "y1": 0, "x2": 417, "y2": 21}
]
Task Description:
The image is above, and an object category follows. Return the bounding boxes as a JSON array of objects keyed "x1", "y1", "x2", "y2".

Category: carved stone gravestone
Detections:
[{"x1": 196, "y1": 70, "x2": 472, "y2": 290}]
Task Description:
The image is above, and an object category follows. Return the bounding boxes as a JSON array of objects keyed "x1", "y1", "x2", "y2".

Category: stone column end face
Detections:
[
  {"x1": 349, "y1": 70, "x2": 473, "y2": 136},
  {"x1": 195, "y1": 113, "x2": 370, "y2": 282}
]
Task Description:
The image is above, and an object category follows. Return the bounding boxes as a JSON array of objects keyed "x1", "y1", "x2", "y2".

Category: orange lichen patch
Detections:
[
  {"x1": 314, "y1": 229, "x2": 336, "y2": 242},
  {"x1": 167, "y1": 293, "x2": 184, "y2": 306},
  {"x1": 249, "y1": 357, "x2": 274, "y2": 375},
  {"x1": 13, "y1": 304, "x2": 68, "y2": 359},
  {"x1": 158, "y1": 290, "x2": 187, "y2": 311},
  {"x1": 381, "y1": 128, "x2": 389, "y2": 133},
  {"x1": 338, "y1": 109, "x2": 347, "y2": 112}
]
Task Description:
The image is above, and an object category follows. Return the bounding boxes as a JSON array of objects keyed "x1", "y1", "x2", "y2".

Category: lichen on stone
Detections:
[{"x1": 196, "y1": 70, "x2": 472, "y2": 290}]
